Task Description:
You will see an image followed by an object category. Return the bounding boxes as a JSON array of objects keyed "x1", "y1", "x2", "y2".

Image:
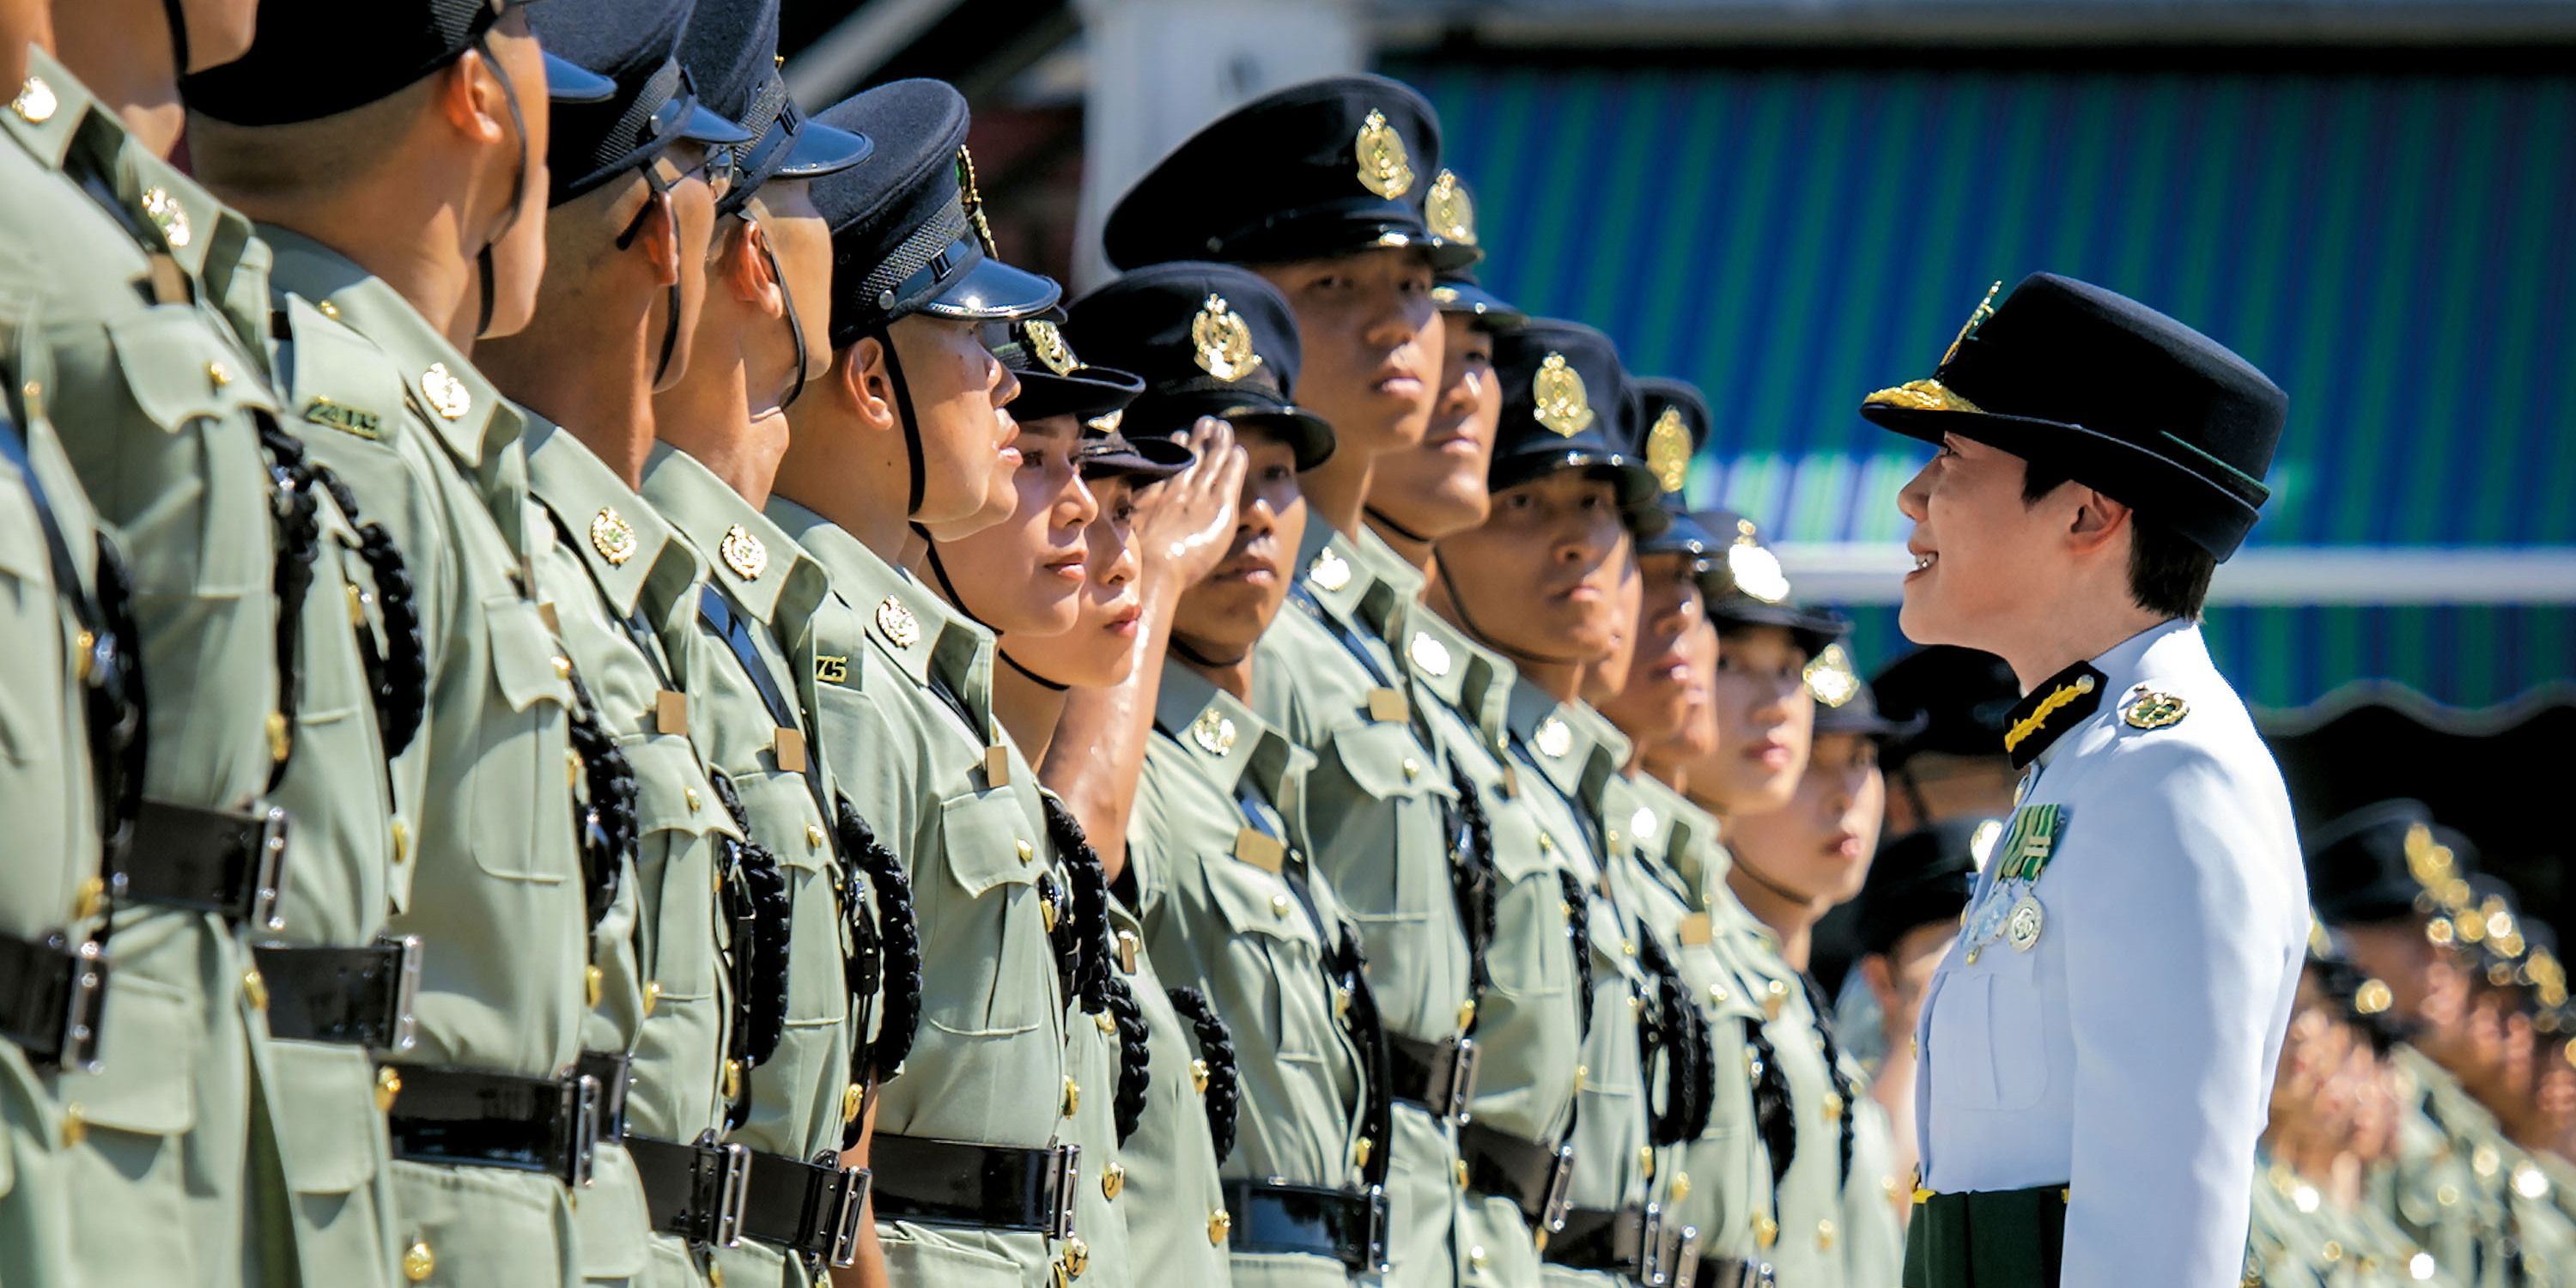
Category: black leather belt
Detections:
[
  {"x1": 384, "y1": 1063, "x2": 600, "y2": 1188},
  {"x1": 626, "y1": 1132, "x2": 752, "y2": 1250},
  {"x1": 1544, "y1": 1203, "x2": 1703, "y2": 1287},
  {"x1": 0, "y1": 928, "x2": 106, "y2": 1071},
  {"x1": 125, "y1": 799, "x2": 289, "y2": 931},
  {"x1": 1691, "y1": 1255, "x2": 1775, "y2": 1288},
  {"x1": 1220, "y1": 1178, "x2": 1390, "y2": 1274},
  {"x1": 1388, "y1": 1031, "x2": 1479, "y2": 1121},
  {"x1": 252, "y1": 937, "x2": 420, "y2": 1051},
  {"x1": 577, "y1": 1049, "x2": 631, "y2": 1142},
  {"x1": 868, "y1": 1133, "x2": 1079, "y2": 1238},
  {"x1": 743, "y1": 1146, "x2": 870, "y2": 1267},
  {"x1": 1460, "y1": 1121, "x2": 1576, "y2": 1236}
]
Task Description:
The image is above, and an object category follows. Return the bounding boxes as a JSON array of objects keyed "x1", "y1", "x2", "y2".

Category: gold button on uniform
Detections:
[
  {"x1": 1191, "y1": 1060, "x2": 1210, "y2": 1095},
  {"x1": 1817, "y1": 1219, "x2": 1837, "y2": 1250},
  {"x1": 1017, "y1": 839, "x2": 1035, "y2": 865},
  {"x1": 1061, "y1": 1076, "x2": 1079, "y2": 1117},
  {"x1": 1755, "y1": 1215, "x2": 1778, "y2": 1248},
  {"x1": 1208, "y1": 1210, "x2": 1231, "y2": 1245},
  {"x1": 806, "y1": 823, "x2": 825, "y2": 850},
  {"x1": 1668, "y1": 1172, "x2": 1690, "y2": 1205},
  {"x1": 1270, "y1": 893, "x2": 1291, "y2": 918},
  {"x1": 1061, "y1": 1236, "x2": 1090, "y2": 1279},
  {"x1": 1095, "y1": 1011, "x2": 1115, "y2": 1035},
  {"x1": 403, "y1": 1240, "x2": 435, "y2": 1283},
  {"x1": 1457, "y1": 999, "x2": 1477, "y2": 1031},
  {"x1": 585, "y1": 964, "x2": 603, "y2": 1009},
  {"x1": 684, "y1": 787, "x2": 701, "y2": 811},
  {"x1": 1468, "y1": 1245, "x2": 1488, "y2": 1271},
  {"x1": 60, "y1": 1102, "x2": 85, "y2": 1146},
  {"x1": 842, "y1": 1081, "x2": 865, "y2": 1124},
  {"x1": 1455, "y1": 1159, "x2": 1470, "y2": 1188},
  {"x1": 643, "y1": 981, "x2": 662, "y2": 1016},
  {"x1": 1102, "y1": 1162, "x2": 1126, "y2": 1200},
  {"x1": 375, "y1": 1067, "x2": 403, "y2": 1113},
  {"x1": 242, "y1": 968, "x2": 269, "y2": 1011}
]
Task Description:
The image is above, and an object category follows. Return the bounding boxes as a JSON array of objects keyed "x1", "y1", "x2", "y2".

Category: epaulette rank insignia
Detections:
[
  {"x1": 2123, "y1": 689, "x2": 2190, "y2": 731},
  {"x1": 302, "y1": 397, "x2": 383, "y2": 440}
]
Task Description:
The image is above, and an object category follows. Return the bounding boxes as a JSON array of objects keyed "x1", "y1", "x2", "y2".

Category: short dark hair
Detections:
[{"x1": 2021, "y1": 460, "x2": 2217, "y2": 620}]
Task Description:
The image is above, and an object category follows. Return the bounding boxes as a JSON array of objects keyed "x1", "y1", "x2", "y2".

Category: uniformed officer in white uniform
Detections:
[{"x1": 1857, "y1": 273, "x2": 2308, "y2": 1288}]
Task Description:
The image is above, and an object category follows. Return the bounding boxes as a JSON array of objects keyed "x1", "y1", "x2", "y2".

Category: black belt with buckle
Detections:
[
  {"x1": 124, "y1": 799, "x2": 289, "y2": 932},
  {"x1": 868, "y1": 1133, "x2": 1079, "y2": 1238},
  {"x1": 1460, "y1": 1121, "x2": 1576, "y2": 1236},
  {"x1": 252, "y1": 937, "x2": 421, "y2": 1051},
  {"x1": 742, "y1": 1146, "x2": 871, "y2": 1267},
  {"x1": 1388, "y1": 1032, "x2": 1479, "y2": 1121},
  {"x1": 384, "y1": 1063, "x2": 600, "y2": 1188},
  {"x1": 1692, "y1": 1255, "x2": 1775, "y2": 1288},
  {"x1": 1545, "y1": 1203, "x2": 1703, "y2": 1287},
  {"x1": 1220, "y1": 1178, "x2": 1391, "y2": 1274},
  {"x1": 626, "y1": 1132, "x2": 752, "y2": 1250},
  {"x1": 577, "y1": 1049, "x2": 631, "y2": 1142},
  {"x1": 0, "y1": 928, "x2": 106, "y2": 1071}
]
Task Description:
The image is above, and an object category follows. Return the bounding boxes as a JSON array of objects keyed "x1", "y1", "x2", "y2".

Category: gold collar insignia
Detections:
[
  {"x1": 719, "y1": 523, "x2": 768, "y2": 581},
  {"x1": 589, "y1": 507, "x2": 637, "y2": 566}
]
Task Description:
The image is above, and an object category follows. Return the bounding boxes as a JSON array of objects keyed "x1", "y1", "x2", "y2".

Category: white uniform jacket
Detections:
[{"x1": 1913, "y1": 619, "x2": 2307, "y2": 1286}]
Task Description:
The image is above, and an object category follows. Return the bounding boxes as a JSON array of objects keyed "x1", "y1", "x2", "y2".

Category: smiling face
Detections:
[
  {"x1": 1599, "y1": 550, "x2": 1710, "y2": 750},
  {"x1": 1724, "y1": 730, "x2": 1885, "y2": 904},
  {"x1": 1896, "y1": 432, "x2": 2073, "y2": 653},
  {"x1": 1434, "y1": 470, "x2": 1628, "y2": 664},
  {"x1": 1253, "y1": 247, "x2": 1441, "y2": 458},
  {"x1": 1171, "y1": 428, "x2": 1304, "y2": 660},
  {"x1": 889, "y1": 313, "x2": 1024, "y2": 524},
  {"x1": 1366, "y1": 313, "x2": 1497, "y2": 539},
  {"x1": 925, "y1": 415, "x2": 1095, "y2": 636},
  {"x1": 1018, "y1": 472, "x2": 1148, "y2": 689},
  {"x1": 1682, "y1": 623, "x2": 1815, "y2": 817}
]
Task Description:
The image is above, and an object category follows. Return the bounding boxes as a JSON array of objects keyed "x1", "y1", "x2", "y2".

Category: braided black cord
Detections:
[
  {"x1": 709, "y1": 770, "x2": 790, "y2": 1066},
  {"x1": 1105, "y1": 971, "x2": 1150, "y2": 1145},
  {"x1": 89, "y1": 535, "x2": 145, "y2": 888},
  {"x1": 562, "y1": 667, "x2": 636, "y2": 931},
  {"x1": 1745, "y1": 1021, "x2": 1796, "y2": 1188},
  {"x1": 1557, "y1": 871, "x2": 1596, "y2": 1038},
  {"x1": 1636, "y1": 933, "x2": 1714, "y2": 1145},
  {"x1": 256, "y1": 415, "x2": 320, "y2": 788},
  {"x1": 1446, "y1": 764, "x2": 1498, "y2": 1013},
  {"x1": 1167, "y1": 985, "x2": 1239, "y2": 1165},
  {"x1": 835, "y1": 797, "x2": 920, "y2": 1085},
  {"x1": 1336, "y1": 929, "x2": 1394, "y2": 1192},
  {"x1": 307, "y1": 464, "x2": 424, "y2": 756},
  {"x1": 1802, "y1": 975, "x2": 1859, "y2": 1188},
  {"x1": 1042, "y1": 797, "x2": 1111, "y2": 1013}
]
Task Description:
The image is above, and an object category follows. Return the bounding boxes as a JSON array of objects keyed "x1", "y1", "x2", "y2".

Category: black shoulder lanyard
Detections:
[
  {"x1": 1, "y1": 411, "x2": 131, "y2": 854},
  {"x1": 696, "y1": 583, "x2": 839, "y2": 831}
]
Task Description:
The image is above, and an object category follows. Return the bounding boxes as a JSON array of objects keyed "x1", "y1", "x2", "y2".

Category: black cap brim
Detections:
[
  {"x1": 775, "y1": 118, "x2": 874, "y2": 178},
  {"x1": 1816, "y1": 705, "x2": 1928, "y2": 740},
  {"x1": 671, "y1": 93, "x2": 755, "y2": 147},
  {"x1": 1127, "y1": 389, "x2": 1333, "y2": 471},
  {"x1": 1012, "y1": 365, "x2": 1146, "y2": 426},
  {"x1": 1232, "y1": 407, "x2": 1337, "y2": 472},
  {"x1": 1432, "y1": 279, "x2": 1525, "y2": 328},
  {"x1": 545, "y1": 52, "x2": 617, "y2": 103},
  {"x1": 1639, "y1": 507, "x2": 1717, "y2": 560},
  {"x1": 919, "y1": 255, "x2": 1062, "y2": 322},
  {"x1": 1710, "y1": 598, "x2": 1849, "y2": 656},
  {"x1": 1080, "y1": 434, "x2": 1194, "y2": 482}
]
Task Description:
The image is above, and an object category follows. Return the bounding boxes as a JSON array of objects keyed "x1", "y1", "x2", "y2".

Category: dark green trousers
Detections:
[{"x1": 1901, "y1": 1186, "x2": 2069, "y2": 1288}]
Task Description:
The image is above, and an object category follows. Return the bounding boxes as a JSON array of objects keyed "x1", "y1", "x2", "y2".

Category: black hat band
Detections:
[
  {"x1": 833, "y1": 198, "x2": 974, "y2": 341},
  {"x1": 552, "y1": 57, "x2": 689, "y2": 205}
]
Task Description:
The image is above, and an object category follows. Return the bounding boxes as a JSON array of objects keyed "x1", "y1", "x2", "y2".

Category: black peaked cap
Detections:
[
  {"x1": 1489, "y1": 319, "x2": 1656, "y2": 513},
  {"x1": 2306, "y1": 799, "x2": 2446, "y2": 927},
  {"x1": 1066, "y1": 263, "x2": 1334, "y2": 471},
  {"x1": 989, "y1": 318, "x2": 1146, "y2": 427},
  {"x1": 1425, "y1": 168, "x2": 1522, "y2": 326},
  {"x1": 184, "y1": 0, "x2": 614, "y2": 125},
  {"x1": 1869, "y1": 646, "x2": 2021, "y2": 772},
  {"x1": 1632, "y1": 376, "x2": 1715, "y2": 558},
  {"x1": 677, "y1": 0, "x2": 870, "y2": 216},
  {"x1": 1693, "y1": 507, "x2": 1847, "y2": 655},
  {"x1": 1858, "y1": 817, "x2": 1991, "y2": 958},
  {"x1": 534, "y1": 0, "x2": 754, "y2": 206}
]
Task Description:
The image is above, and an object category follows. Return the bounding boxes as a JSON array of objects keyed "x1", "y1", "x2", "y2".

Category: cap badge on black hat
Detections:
[
  {"x1": 1024, "y1": 320, "x2": 1078, "y2": 376},
  {"x1": 1533, "y1": 353, "x2": 1594, "y2": 437},
  {"x1": 1805, "y1": 643, "x2": 1861, "y2": 708},
  {"x1": 1192, "y1": 295, "x2": 1265, "y2": 382},
  {"x1": 1355, "y1": 109, "x2": 1415, "y2": 199},
  {"x1": 1088, "y1": 409, "x2": 1124, "y2": 434},
  {"x1": 1725, "y1": 540, "x2": 1789, "y2": 605},
  {"x1": 1426, "y1": 170, "x2": 1476, "y2": 246},
  {"x1": 1647, "y1": 409, "x2": 1692, "y2": 494},
  {"x1": 1865, "y1": 280, "x2": 2002, "y2": 416}
]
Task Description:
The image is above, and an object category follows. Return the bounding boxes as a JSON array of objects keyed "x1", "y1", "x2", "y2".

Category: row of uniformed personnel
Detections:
[{"x1": 0, "y1": 0, "x2": 1899, "y2": 1283}]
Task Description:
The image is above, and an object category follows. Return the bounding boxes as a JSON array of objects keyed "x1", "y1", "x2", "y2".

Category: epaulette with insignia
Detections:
[
  {"x1": 2000, "y1": 660, "x2": 2105, "y2": 770},
  {"x1": 2121, "y1": 687, "x2": 2190, "y2": 732},
  {"x1": 277, "y1": 295, "x2": 409, "y2": 450}
]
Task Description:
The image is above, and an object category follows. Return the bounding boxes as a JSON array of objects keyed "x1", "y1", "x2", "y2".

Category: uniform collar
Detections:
[
  {"x1": 525, "y1": 416, "x2": 688, "y2": 619},
  {"x1": 1557, "y1": 701, "x2": 1633, "y2": 815},
  {"x1": 640, "y1": 440, "x2": 821, "y2": 629},
  {"x1": 3, "y1": 49, "x2": 90, "y2": 172},
  {"x1": 2002, "y1": 617, "x2": 2206, "y2": 771},
  {"x1": 768, "y1": 495, "x2": 996, "y2": 726},
  {"x1": 1155, "y1": 661, "x2": 1304, "y2": 804},
  {"x1": 264, "y1": 225, "x2": 520, "y2": 473},
  {"x1": 1505, "y1": 677, "x2": 1619, "y2": 807},
  {"x1": 1399, "y1": 608, "x2": 1513, "y2": 750},
  {"x1": 1302, "y1": 525, "x2": 1424, "y2": 647}
]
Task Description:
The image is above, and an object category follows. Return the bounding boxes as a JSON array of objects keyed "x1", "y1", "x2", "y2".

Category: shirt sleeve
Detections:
[{"x1": 2058, "y1": 737, "x2": 2299, "y2": 1287}]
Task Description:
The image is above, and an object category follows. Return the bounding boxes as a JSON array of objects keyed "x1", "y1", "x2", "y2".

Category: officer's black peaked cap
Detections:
[
  {"x1": 183, "y1": 0, "x2": 613, "y2": 126},
  {"x1": 677, "y1": 0, "x2": 871, "y2": 215},
  {"x1": 808, "y1": 79, "x2": 1060, "y2": 344},
  {"x1": 1631, "y1": 376, "x2": 1715, "y2": 558},
  {"x1": 1861, "y1": 272, "x2": 2287, "y2": 561},
  {"x1": 1869, "y1": 645, "x2": 2022, "y2": 772},
  {"x1": 1066, "y1": 263, "x2": 1335, "y2": 471},
  {"x1": 1103, "y1": 74, "x2": 1477, "y2": 274},
  {"x1": 989, "y1": 319, "x2": 1147, "y2": 428}
]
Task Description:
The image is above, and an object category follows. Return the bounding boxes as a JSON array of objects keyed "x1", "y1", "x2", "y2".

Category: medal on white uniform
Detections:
[{"x1": 1963, "y1": 803, "x2": 2069, "y2": 958}]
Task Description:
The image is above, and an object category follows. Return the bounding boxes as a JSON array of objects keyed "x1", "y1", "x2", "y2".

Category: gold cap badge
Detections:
[
  {"x1": 1862, "y1": 281, "x2": 2002, "y2": 416},
  {"x1": 1189, "y1": 708, "x2": 1238, "y2": 756},
  {"x1": 10, "y1": 76, "x2": 56, "y2": 124},
  {"x1": 875, "y1": 595, "x2": 920, "y2": 648},
  {"x1": 1024, "y1": 319, "x2": 1078, "y2": 376},
  {"x1": 1941, "y1": 280, "x2": 2004, "y2": 368},
  {"x1": 1646, "y1": 407, "x2": 1692, "y2": 494},
  {"x1": 1354, "y1": 109, "x2": 1415, "y2": 199},
  {"x1": 1533, "y1": 352, "x2": 1594, "y2": 438},
  {"x1": 1426, "y1": 169, "x2": 1476, "y2": 245},
  {"x1": 1724, "y1": 540, "x2": 1790, "y2": 605},
  {"x1": 1192, "y1": 294, "x2": 1264, "y2": 383},
  {"x1": 719, "y1": 523, "x2": 768, "y2": 580},
  {"x1": 1804, "y1": 643, "x2": 1861, "y2": 708},
  {"x1": 141, "y1": 186, "x2": 191, "y2": 250},
  {"x1": 420, "y1": 362, "x2": 472, "y2": 421},
  {"x1": 589, "y1": 507, "x2": 636, "y2": 566}
]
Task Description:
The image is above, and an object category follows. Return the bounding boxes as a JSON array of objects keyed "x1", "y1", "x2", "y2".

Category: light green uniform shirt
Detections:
[
  {"x1": 526, "y1": 421, "x2": 745, "y2": 1287},
  {"x1": 5, "y1": 52, "x2": 287, "y2": 1288},
  {"x1": 1718, "y1": 901, "x2": 1852, "y2": 1286},
  {"x1": 0, "y1": 302, "x2": 102, "y2": 1288},
  {"x1": 265, "y1": 230, "x2": 587, "y2": 1287},
  {"x1": 1257, "y1": 525, "x2": 1471, "y2": 1288},
  {"x1": 1842, "y1": 1088, "x2": 1905, "y2": 1285},
  {"x1": 640, "y1": 444, "x2": 854, "y2": 1288},
  {"x1": 766, "y1": 500, "x2": 1080, "y2": 1288},
  {"x1": 1105, "y1": 895, "x2": 1233, "y2": 1288}
]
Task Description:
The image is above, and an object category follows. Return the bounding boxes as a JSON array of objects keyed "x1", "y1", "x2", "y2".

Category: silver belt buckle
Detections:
[
  {"x1": 1363, "y1": 1183, "x2": 1391, "y2": 1275},
  {"x1": 381, "y1": 935, "x2": 422, "y2": 1054},
  {"x1": 1048, "y1": 1144, "x2": 1082, "y2": 1240},
  {"x1": 251, "y1": 807, "x2": 290, "y2": 933},
  {"x1": 565, "y1": 1073, "x2": 601, "y2": 1188},
  {"x1": 1638, "y1": 1202, "x2": 1667, "y2": 1285},
  {"x1": 708, "y1": 1135, "x2": 752, "y2": 1249},
  {"x1": 1446, "y1": 1036, "x2": 1480, "y2": 1124},
  {"x1": 57, "y1": 939, "x2": 106, "y2": 1072},
  {"x1": 827, "y1": 1163, "x2": 871, "y2": 1266},
  {"x1": 1662, "y1": 1212, "x2": 1704, "y2": 1288},
  {"x1": 1540, "y1": 1142, "x2": 1577, "y2": 1234}
]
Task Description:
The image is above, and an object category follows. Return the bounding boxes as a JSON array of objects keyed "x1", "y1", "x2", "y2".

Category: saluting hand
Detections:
[{"x1": 1138, "y1": 416, "x2": 1243, "y2": 589}]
